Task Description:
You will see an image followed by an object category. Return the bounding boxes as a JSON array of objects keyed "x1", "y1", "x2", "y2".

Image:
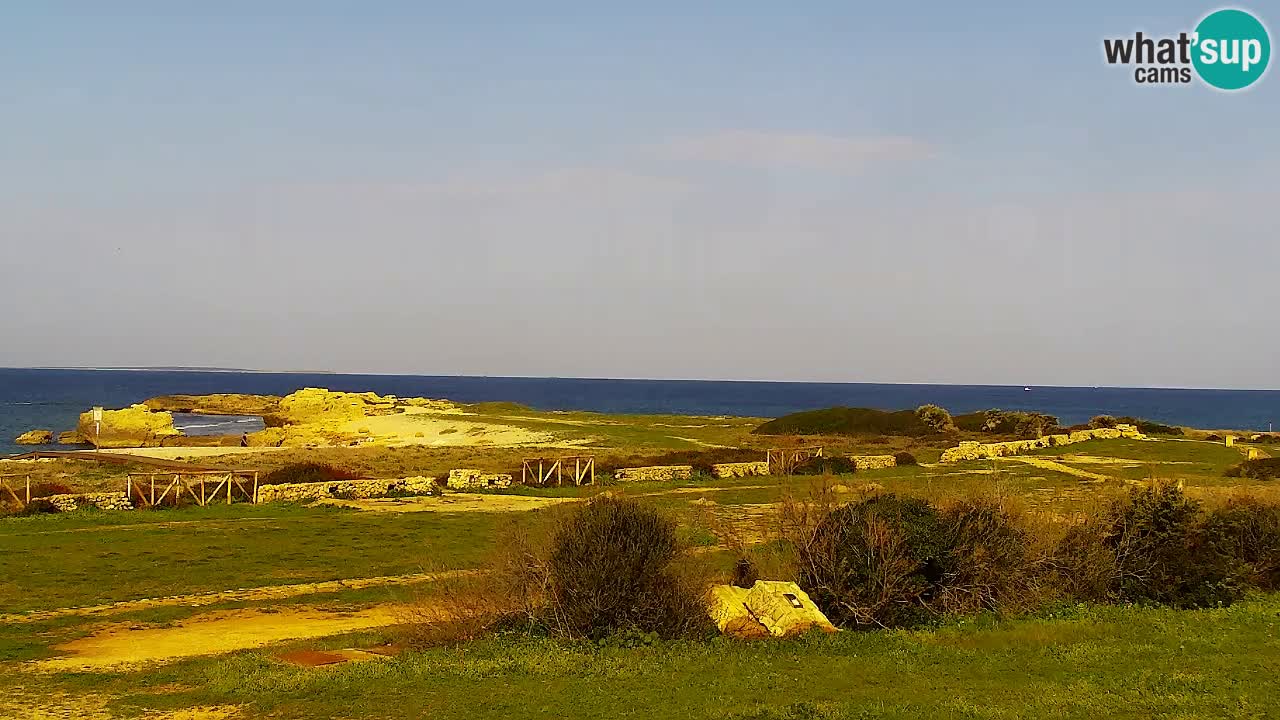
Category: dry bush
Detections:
[
  {"x1": 401, "y1": 511, "x2": 564, "y2": 647},
  {"x1": 1225, "y1": 458, "x2": 1280, "y2": 480},
  {"x1": 545, "y1": 497, "x2": 711, "y2": 639},
  {"x1": 404, "y1": 498, "x2": 713, "y2": 645},
  {"x1": 28, "y1": 480, "x2": 75, "y2": 498},
  {"x1": 935, "y1": 496, "x2": 1042, "y2": 616},
  {"x1": 1047, "y1": 518, "x2": 1118, "y2": 603},
  {"x1": 788, "y1": 485, "x2": 947, "y2": 629}
]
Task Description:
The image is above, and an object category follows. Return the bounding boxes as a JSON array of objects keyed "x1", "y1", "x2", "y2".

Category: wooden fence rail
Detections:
[
  {"x1": 0, "y1": 474, "x2": 30, "y2": 509},
  {"x1": 766, "y1": 447, "x2": 824, "y2": 475},
  {"x1": 520, "y1": 456, "x2": 595, "y2": 486},
  {"x1": 126, "y1": 471, "x2": 259, "y2": 508}
]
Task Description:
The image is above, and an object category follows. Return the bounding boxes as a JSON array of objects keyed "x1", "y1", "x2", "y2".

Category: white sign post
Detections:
[{"x1": 92, "y1": 406, "x2": 103, "y2": 450}]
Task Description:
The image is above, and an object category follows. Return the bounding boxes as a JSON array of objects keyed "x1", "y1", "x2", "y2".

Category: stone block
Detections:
[
  {"x1": 612, "y1": 465, "x2": 694, "y2": 483},
  {"x1": 709, "y1": 461, "x2": 771, "y2": 479}
]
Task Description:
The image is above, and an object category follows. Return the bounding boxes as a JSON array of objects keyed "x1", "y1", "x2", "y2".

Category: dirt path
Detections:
[
  {"x1": 34, "y1": 605, "x2": 409, "y2": 671},
  {"x1": 312, "y1": 494, "x2": 577, "y2": 513},
  {"x1": 1, "y1": 516, "x2": 288, "y2": 537},
  {"x1": 1007, "y1": 457, "x2": 1113, "y2": 482},
  {"x1": 0, "y1": 571, "x2": 472, "y2": 624},
  {"x1": 0, "y1": 686, "x2": 239, "y2": 719},
  {"x1": 630, "y1": 484, "x2": 773, "y2": 498}
]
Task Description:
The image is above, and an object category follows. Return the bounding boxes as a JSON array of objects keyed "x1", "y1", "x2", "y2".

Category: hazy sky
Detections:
[{"x1": 2, "y1": 2, "x2": 1277, "y2": 388}]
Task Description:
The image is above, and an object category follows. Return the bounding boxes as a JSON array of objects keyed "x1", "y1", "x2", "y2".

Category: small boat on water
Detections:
[{"x1": 1023, "y1": 387, "x2": 1032, "y2": 392}]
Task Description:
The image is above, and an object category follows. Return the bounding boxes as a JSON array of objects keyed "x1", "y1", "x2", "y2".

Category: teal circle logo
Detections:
[{"x1": 1192, "y1": 8, "x2": 1271, "y2": 90}]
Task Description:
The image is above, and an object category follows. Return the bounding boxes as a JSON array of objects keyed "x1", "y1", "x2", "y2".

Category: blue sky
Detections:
[{"x1": 2, "y1": 2, "x2": 1276, "y2": 387}]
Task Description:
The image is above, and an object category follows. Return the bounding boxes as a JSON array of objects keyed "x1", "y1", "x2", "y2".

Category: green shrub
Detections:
[
  {"x1": 260, "y1": 462, "x2": 362, "y2": 485},
  {"x1": 799, "y1": 495, "x2": 947, "y2": 628},
  {"x1": 547, "y1": 497, "x2": 709, "y2": 639},
  {"x1": 1089, "y1": 415, "x2": 1118, "y2": 429},
  {"x1": 915, "y1": 404, "x2": 956, "y2": 433},
  {"x1": 792, "y1": 456, "x2": 857, "y2": 475},
  {"x1": 893, "y1": 451, "x2": 918, "y2": 466},
  {"x1": 1115, "y1": 416, "x2": 1184, "y2": 436},
  {"x1": 1203, "y1": 497, "x2": 1280, "y2": 590},
  {"x1": 1225, "y1": 458, "x2": 1280, "y2": 480},
  {"x1": 1103, "y1": 483, "x2": 1245, "y2": 608},
  {"x1": 753, "y1": 407, "x2": 935, "y2": 437},
  {"x1": 954, "y1": 409, "x2": 1060, "y2": 437}
]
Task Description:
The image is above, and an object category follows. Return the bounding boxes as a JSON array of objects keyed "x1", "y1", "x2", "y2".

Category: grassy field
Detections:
[
  {"x1": 12, "y1": 598, "x2": 1280, "y2": 719},
  {"x1": 1, "y1": 431, "x2": 1275, "y2": 719},
  {"x1": 0, "y1": 504, "x2": 500, "y2": 613}
]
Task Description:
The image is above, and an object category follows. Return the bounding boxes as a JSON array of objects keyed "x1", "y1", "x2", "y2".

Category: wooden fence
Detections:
[
  {"x1": 520, "y1": 456, "x2": 595, "y2": 486},
  {"x1": 0, "y1": 474, "x2": 30, "y2": 509},
  {"x1": 766, "y1": 447, "x2": 824, "y2": 475},
  {"x1": 126, "y1": 471, "x2": 260, "y2": 508}
]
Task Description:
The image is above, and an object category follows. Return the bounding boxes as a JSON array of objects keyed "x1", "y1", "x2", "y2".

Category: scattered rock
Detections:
[
  {"x1": 745, "y1": 581, "x2": 837, "y2": 637},
  {"x1": 707, "y1": 585, "x2": 770, "y2": 639},
  {"x1": 707, "y1": 580, "x2": 837, "y2": 638},
  {"x1": 76, "y1": 405, "x2": 182, "y2": 448},
  {"x1": 15, "y1": 429, "x2": 54, "y2": 445}
]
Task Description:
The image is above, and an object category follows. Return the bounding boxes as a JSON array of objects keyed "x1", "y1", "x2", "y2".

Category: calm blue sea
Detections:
[{"x1": 1, "y1": 368, "x2": 1277, "y2": 456}]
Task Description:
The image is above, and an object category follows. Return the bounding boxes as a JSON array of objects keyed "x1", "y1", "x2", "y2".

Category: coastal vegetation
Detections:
[{"x1": 2, "y1": 391, "x2": 1278, "y2": 718}]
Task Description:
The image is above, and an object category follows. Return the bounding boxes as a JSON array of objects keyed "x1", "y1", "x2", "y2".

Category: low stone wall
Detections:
[
  {"x1": 710, "y1": 461, "x2": 771, "y2": 479},
  {"x1": 940, "y1": 424, "x2": 1143, "y2": 463},
  {"x1": 44, "y1": 492, "x2": 133, "y2": 512},
  {"x1": 850, "y1": 455, "x2": 897, "y2": 471},
  {"x1": 256, "y1": 476, "x2": 438, "y2": 503},
  {"x1": 446, "y1": 469, "x2": 513, "y2": 490},
  {"x1": 612, "y1": 465, "x2": 694, "y2": 483}
]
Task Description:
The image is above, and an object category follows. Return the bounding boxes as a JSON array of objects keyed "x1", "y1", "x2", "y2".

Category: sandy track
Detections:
[
  {"x1": 1007, "y1": 457, "x2": 1113, "y2": 482},
  {"x1": 630, "y1": 484, "x2": 773, "y2": 498},
  {"x1": 0, "y1": 571, "x2": 472, "y2": 624},
  {"x1": 312, "y1": 494, "x2": 578, "y2": 513},
  {"x1": 34, "y1": 605, "x2": 409, "y2": 671}
]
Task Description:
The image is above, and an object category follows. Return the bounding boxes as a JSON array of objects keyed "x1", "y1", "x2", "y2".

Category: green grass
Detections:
[
  {"x1": 5, "y1": 434, "x2": 1278, "y2": 719},
  {"x1": 39, "y1": 595, "x2": 1280, "y2": 719},
  {"x1": 0, "y1": 503, "x2": 499, "y2": 613}
]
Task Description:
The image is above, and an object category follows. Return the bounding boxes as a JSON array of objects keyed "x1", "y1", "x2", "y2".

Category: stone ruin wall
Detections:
[
  {"x1": 256, "y1": 476, "x2": 438, "y2": 503},
  {"x1": 44, "y1": 492, "x2": 133, "y2": 512},
  {"x1": 445, "y1": 469, "x2": 514, "y2": 490},
  {"x1": 612, "y1": 465, "x2": 695, "y2": 483},
  {"x1": 709, "y1": 461, "x2": 771, "y2": 479},
  {"x1": 940, "y1": 424, "x2": 1144, "y2": 463},
  {"x1": 850, "y1": 455, "x2": 897, "y2": 471}
]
